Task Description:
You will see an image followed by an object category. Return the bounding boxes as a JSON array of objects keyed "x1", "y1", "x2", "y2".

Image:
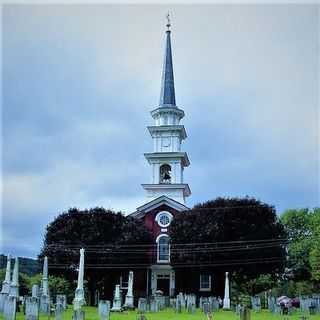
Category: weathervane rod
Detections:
[{"x1": 166, "y1": 12, "x2": 171, "y2": 30}]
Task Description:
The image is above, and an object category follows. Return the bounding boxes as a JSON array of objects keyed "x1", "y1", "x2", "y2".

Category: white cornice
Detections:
[
  {"x1": 142, "y1": 183, "x2": 191, "y2": 197},
  {"x1": 150, "y1": 106, "x2": 185, "y2": 120},
  {"x1": 144, "y1": 152, "x2": 190, "y2": 167},
  {"x1": 129, "y1": 195, "x2": 190, "y2": 218},
  {"x1": 147, "y1": 125, "x2": 187, "y2": 140}
]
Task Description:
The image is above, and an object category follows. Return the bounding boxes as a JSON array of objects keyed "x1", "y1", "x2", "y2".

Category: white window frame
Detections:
[
  {"x1": 199, "y1": 274, "x2": 211, "y2": 291},
  {"x1": 155, "y1": 211, "x2": 173, "y2": 228},
  {"x1": 156, "y1": 234, "x2": 170, "y2": 263}
]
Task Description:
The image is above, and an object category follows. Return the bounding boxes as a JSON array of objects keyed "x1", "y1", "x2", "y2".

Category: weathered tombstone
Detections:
[
  {"x1": 240, "y1": 306, "x2": 251, "y2": 320},
  {"x1": 4, "y1": 296, "x2": 16, "y2": 320},
  {"x1": 223, "y1": 271, "x2": 230, "y2": 309},
  {"x1": 0, "y1": 255, "x2": 11, "y2": 313},
  {"x1": 40, "y1": 257, "x2": 50, "y2": 314},
  {"x1": 55, "y1": 302, "x2": 64, "y2": 320},
  {"x1": 187, "y1": 294, "x2": 196, "y2": 313},
  {"x1": 124, "y1": 271, "x2": 134, "y2": 309},
  {"x1": 175, "y1": 296, "x2": 181, "y2": 313},
  {"x1": 73, "y1": 249, "x2": 86, "y2": 311},
  {"x1": 31, "y1": 286, "x2": 39, "y2": 299},
  {"x1": 25, "y1": 297, "x2": 39, "y2": 320},
  {"x1": 9, "y1": 258, "x2": 19, "y2": 299},
  {"x1": 251, "y1": 296, "x2": 261, "y2": 312},
  {"x1": 150, "y1": 298, "x2": 158, "y2": 312},
  {"x1": 111, "y1": 284, "x2": 122, "y2": 312},
  {"x1": 138, "y1": 298, "x2": 147, "y2": 313},
  {"x1": 203, "y1": 302, "x2": 211, "y2": 314},
  {"x1": 72, "y1": 309, "x2": 85, "y2": 320},
  {"x1": 98, "y1": 300, "x2": 110, "y2": 320},
  {"x1": 56, "y1": 295, "x2": 67, "y2": 310}
]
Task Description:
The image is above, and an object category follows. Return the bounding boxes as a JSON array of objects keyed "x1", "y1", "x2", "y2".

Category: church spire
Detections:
[{"x1": 159, "y1": 13, "x2": 176, "y2": 107}]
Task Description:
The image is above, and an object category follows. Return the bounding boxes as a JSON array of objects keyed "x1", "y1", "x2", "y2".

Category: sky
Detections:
[{"x1": 1, "y1": 3, "x2": 319, "y2": 258}]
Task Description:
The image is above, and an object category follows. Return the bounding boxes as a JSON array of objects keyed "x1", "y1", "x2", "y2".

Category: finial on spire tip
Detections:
[{"x1": 166, "y1": 12, "x2": 171, "y2": 30}]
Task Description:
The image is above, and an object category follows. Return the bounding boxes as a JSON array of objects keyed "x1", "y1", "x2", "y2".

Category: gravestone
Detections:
[
  {"x1": 150, "y1": 298, "x2": 158, "y2": 312},
  {"x1": 124, "y1": 271, "x2": 134, "y2": 309},
  {"x1": 31, "y1": 286, "x2": 39, "y2": 299},
  {"x1": 3, "y1": 296, "x2": 16, "y2": 320},
  {"x1": 55, "y1": 302, "x2": 64, "y2": 320},
  {"x1": 72, "y1": 309, "x2": 85, "y2": 320},
  {"x1": 251, "y1": 296, "x2": 261, "y2": 312},
  {"x1": 203, "y1": 302, "x2": 211, "y2": 315},
  {"x1": 187, "y1": 294, "x2": 196, "y2": 314},
  {"x1": 138, "y1": 298, "x2": 147, "y2": 313},
  {"x1": 169, "y1": 298, "x2": 176, "y2": 309},
  {"x1": 73, "y1": 249, "x2": 86, "y2": 311},
  {"x1": 25, "y1": 297, "x2": 39, "y2": 320},
  {"x1": 111, "y1": 285, "x2": 122, "y2": 312},
  {"x1": 240, "y1": 306, "x2": 251, "y2": 320},
  {"x1": 56, "y1": 295, "x2": 67, "y2": 310},
  {"x1": 223, "y1": 272, "x2": 231, "y2": 309},
  {"x1": 0, "y1": 255, "x2": 11, "y2": 313},
  {"x1": 98, "y1": 300, "x2": 110, "y2": 320},
  {"x1": 40, "y1": 295, "x2": 50, "y2": 314},
  {"x1": 175, "y1": 296, "x2": 181, "y2": 313}
]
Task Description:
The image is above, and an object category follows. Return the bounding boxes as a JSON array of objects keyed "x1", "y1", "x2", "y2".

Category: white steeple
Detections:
[{"x1": 142, "y1": 15, "x2": 191, "y2": 204}]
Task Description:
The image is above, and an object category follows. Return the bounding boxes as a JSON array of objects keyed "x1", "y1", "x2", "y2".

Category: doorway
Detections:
[{"x1": 157, "y1": 274, "x2": 170, "y2": 296}]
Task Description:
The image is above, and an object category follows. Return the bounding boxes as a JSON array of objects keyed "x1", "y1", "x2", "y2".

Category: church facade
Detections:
[{"x1": 126, "y1": 18, "x2": 219, "y2": 299}]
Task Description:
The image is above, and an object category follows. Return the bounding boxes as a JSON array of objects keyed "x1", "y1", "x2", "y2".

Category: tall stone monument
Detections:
[
  {"x1": 124, "y1": 271, "x2": 134, "y2": 309},
  {"x1": 0, "y1": 255, "x2": 11, "y2": 312},
  {"x1": 73, "y1": 248, "x2": 86, "y2": 311},
  {"x1": 223, "y1": 271, "x2": 230, "y2": 309},
  {"x1": 9, "y1": 257, "x2": 19, "y2": 298},
  {"x1": 111, "y1": 285, "x2": 122, "y2": 312},
  {"x1": 40, "y1": 256, "x2": 50, "y2": 314}
]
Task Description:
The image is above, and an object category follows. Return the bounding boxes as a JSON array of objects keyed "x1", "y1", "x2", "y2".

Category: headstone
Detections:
[
  {"x1": 25, "y1": 296, "x2": 39, "y2": 320},
  {"x1": 40, "y1": 257, "x2": 50, "y2": 314},
  {"x1": 223, "y1": 271, "x2": 230, "y2": 309},
  {"x1": 150, "y1": 298, "x2": 158, "y2": 312},
  {"x1": 203, "y1": 302, "x2": 211, "y2": 314},
  {"x1": 73, "y1": 249, "x2": 86, "y2": 311},
  {"x1": 169, "y1": 298, "x2": 176, "y2": 309},
  {"x1": 56, "y1": 295, "x2": 67, "y2": 310},
  {"x1": 187, "y1": 294, "x2": 196, "y2": 313},
  {"x1": 31, "y1": 285, "x2": 39, "y2": 299},
  {"x1": 9, "y1": 258, "x2": 19, "y2": 298},
  {"x1": 55, "y1": 302, "x2": 64, "y2": 320},
  {"x1": 124, "y1": 271, "x2": 134, "y2": 309},
  {"x1": 98, "y1": 300, "x2": 110, "y2": 320},
  {"x1": 40, "y1": 295, "x2": 50, "y2": 314},
  {"x1": 72, "y1": 309, "x2": 85, "y2": 320},
  {"x1": 3, "y1": 296, "x2": 16, "y2": 320},
  {"x1": 240, "y1": 306, "x2": 251, "y2": 320},
  {"x1": 0, "y1": 255, "x2": 11, "y2": 313},
  {"x1": 138, "y1": 298, "x2": 147, "y2": 313},
  {"x1": 111, "y1": 284, "x2": 122, "y2": 312},
  {"x1": 175, "y1": 296, "x2": 182, "y2": 313},
  {"x1": 251, "y1": 296, "x2": 261, "y2": 312}
]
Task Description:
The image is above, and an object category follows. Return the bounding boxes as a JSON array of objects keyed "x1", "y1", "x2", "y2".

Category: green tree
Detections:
[
  {"x1": 170, "y1": 197, "x2": 287, "y2": 291},
  {"x1": 40, "y1": 207, "x2": 152, "y2": 304},
  {"x1": 281, "y1": 208, "x2": 320, "y2": 282}
]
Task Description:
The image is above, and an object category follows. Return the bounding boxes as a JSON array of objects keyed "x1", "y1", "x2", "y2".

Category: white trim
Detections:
[
  {"x1": 156, "y1": 234, "x2": 170, "y2": 263},
  {"x1": 155, "y1": 211, "x2": 173, "y2": 228},
  {"x1": 199, "y1": 274, "x2": 211, "y2": 292},
  {"x1": 129, "y1": 195, "x2": 189, "y2": 218}
]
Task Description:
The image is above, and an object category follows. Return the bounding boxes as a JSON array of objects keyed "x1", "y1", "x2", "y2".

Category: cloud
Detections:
[{"x1": 1, "y1": 4, "x2": 318, "y2": 257}]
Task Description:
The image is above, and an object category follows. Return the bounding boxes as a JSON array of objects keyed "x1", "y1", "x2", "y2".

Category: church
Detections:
[{"x1": 123, "y1": 17, "x2": 217, "y2": 299}]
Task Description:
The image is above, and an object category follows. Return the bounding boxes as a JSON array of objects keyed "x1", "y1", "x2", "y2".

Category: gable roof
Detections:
[{"x1": 129, "y1": 195, "x2": 189, "y2": 219}]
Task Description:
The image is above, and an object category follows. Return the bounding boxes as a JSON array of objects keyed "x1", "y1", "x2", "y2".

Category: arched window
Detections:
[
  {"x1": 157, "y1": 235, "x2": 170, "y2": 263},
  {"x1": 159, "y1": 164, "x2": 171, "y2": 184}
]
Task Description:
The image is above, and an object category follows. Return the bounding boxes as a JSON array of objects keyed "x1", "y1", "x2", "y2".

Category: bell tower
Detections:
[{"x1": 142, "y1": 15, "x2": 191, "y2": 204}]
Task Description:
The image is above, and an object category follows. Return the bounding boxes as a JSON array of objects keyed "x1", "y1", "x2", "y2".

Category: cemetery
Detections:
[{"x1": 1, "y1": 8, "x2": 319, "y2": 320}]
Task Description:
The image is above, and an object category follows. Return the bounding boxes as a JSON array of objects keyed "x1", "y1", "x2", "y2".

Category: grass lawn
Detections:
[{"x1": 1, "y1": 307, "x2": 320, "y2": 320}]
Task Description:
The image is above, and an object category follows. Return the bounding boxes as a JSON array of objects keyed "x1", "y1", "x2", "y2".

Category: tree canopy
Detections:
[
  {"x1": 169, "y1": 197, "x2": 287, "y2": 289},
  {"x1": 281, "y1": 208, "x2": 320, "y2": 283}
]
